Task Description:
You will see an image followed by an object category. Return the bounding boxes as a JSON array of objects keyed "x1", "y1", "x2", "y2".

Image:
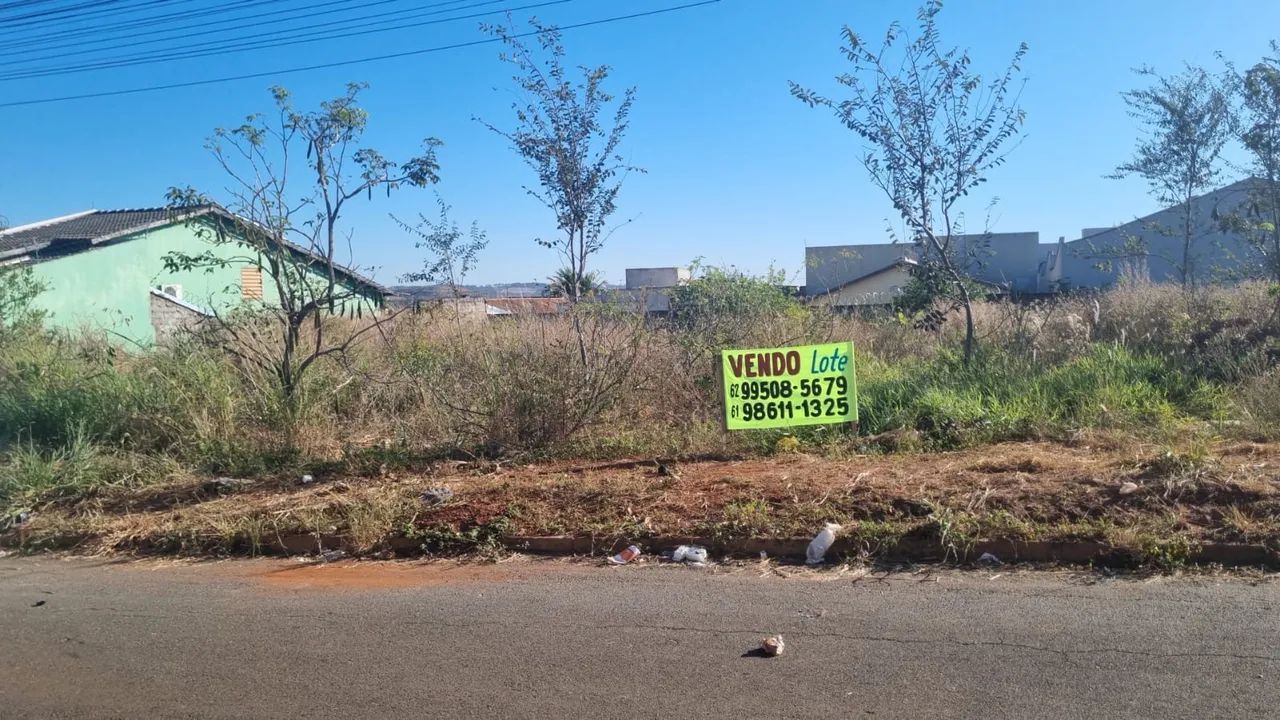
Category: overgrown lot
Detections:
[{"x1": 3, "y1": 279, "x2": 1280, "y2": 563}]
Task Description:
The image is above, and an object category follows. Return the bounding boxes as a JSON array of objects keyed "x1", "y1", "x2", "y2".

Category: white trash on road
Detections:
[{"x1": 671, "y1": 545, "x2": 709, "y2": 564}]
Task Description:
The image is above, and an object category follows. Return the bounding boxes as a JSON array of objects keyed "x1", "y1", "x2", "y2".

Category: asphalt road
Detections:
[{"x1": 2, "y1": 555, "x2": 1278, "y2": 719}]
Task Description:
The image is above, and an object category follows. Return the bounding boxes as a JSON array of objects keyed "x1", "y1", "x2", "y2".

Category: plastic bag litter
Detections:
[{"x1": 671, "y1": 545, "x2": 709, "y2": 564}]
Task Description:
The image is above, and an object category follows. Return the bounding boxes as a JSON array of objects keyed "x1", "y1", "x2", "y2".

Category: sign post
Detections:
[{"x1": 720, "y1": 342, "x2": 858, "y2": 431}]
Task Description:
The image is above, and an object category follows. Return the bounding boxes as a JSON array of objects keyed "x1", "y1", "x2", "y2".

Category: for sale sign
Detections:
[{"x1": 720, "y1": 342, "x2": 858, "y2": 430}]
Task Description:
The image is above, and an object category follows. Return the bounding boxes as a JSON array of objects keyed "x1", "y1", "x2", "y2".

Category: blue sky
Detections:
[{"x1": 3, "y1": 0, "x2": 1280, "y2": 285}]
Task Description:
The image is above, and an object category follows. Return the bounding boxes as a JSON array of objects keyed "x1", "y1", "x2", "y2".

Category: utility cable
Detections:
[
  {"x1": 0, "y1": 0, "x2": 485, "y2": 66},
  {"x1": 0, "y1": 0, "x2": 721, "y2": 107}
]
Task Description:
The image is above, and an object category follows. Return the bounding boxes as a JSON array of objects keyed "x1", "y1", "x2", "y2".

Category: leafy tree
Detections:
[
  {"x1": 546, "y1": 267, "x2": 602, "y2": 298},
  {"x1": 791, "y1": 0, "x2": 1027, "y2": 365},
  {"x1": 1110, "y1": 65, "x2": 1235, "y2": 286},
  {"x1": 396, "y1": 195, "x2": 487, "y2": 297},
  {"x1": 480, "y1": 18, "x2": 639, "y2": 303},
  {"x1": 166, "y1": 83, "x2": 440, "y2": 425},
  {"x1": 668, "y1": 262, "x2": 801, "y2": 349},
  {"x1": 1222, "y1": 48, "x2": 1280, "y2": 282}
]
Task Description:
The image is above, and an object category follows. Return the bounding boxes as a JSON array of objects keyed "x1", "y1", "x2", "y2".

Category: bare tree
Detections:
[
  {"x1": 791, "y1": 0, "x2": 1026, "y2": 364},
  {"x1": 1110, "y1": 65, "x2": 1235, "y2": 286},
  {"x1": 166, "y1": 83, "x2": 440, "y2": 427},
  {"x1": 396, "y1": 195, "x2": 487, "y2": 298},
  {"x1": 479, "y1": 17, "x2": 639, "y2": 303}
]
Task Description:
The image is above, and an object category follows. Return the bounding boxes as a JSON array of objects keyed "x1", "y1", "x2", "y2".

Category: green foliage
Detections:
[
  {"x1": 791, "y1": 1, "x2": 1027, "y2": 364},
  {"x1": 480, "y1": 19, "x2": 637, "y2": 302},
  {"x1": 667, "y1": 263, "x2": 801, "y2": 345},
  {"x1": 396, "y1": 195, "x2": 487, "y2": 294},
  {"x1": 856, "y1": 345, "x2": 1228, "y2": 449},
  {"x1": 0, "y1": 428, "x2": 102, "y2": 513},
  {"x1": 167, "y1": 82, "x2": 440, "y2": 431},
  {"x1": 546, "y1": 267, "x2": 603, "y2": 298},
  {"x1": 1236, "y1": 370, "x2": 1280, "y2": 439},
  {"x1": 0, "y1": 264, "x2": 46, "y2": 338},
  {"x1": 711, "y1": 497, "x2": 774, "y2": 539},
  {"x1": 0, "y1": 335, "x2": 142, "y2": 448},
  {"x1": 1111, "y1": 65, "x2": 1235, "y2": 284}
]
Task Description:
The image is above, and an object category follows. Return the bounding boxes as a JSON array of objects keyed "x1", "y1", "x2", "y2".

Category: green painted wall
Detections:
[{"x1": 27, "y1": 220, "x2": 381, "y2": 346}]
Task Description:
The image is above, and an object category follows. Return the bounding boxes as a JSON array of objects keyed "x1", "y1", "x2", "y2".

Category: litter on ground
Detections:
[{"x1": 607, "y1": 545, "x2": 642, "y2": 565}]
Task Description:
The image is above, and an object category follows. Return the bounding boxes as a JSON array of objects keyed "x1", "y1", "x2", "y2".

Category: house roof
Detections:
[
  {"x1": 0, "y1": 208, "x2": 182, "y2": 256},
  {"x1": 0, "y1": 205, "x2": 391, "y2": 297},
  {"x1": 815, "y1": 257, "x2": 919, "y2": 296}
]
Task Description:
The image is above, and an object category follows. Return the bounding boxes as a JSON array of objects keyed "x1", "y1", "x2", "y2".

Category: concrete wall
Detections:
[
  {"x1": 951, "y1": 232, "x2": 1043, "y2": 293},
  {"x1": 1057, "y1": 181, "x2": 1264, "y2": 289},
  {"x1": 625, "y1": 267, "x2": 690, "y2": 289},
  {"x1": 149, "y1": 289, "x2": 211, "y2": 346},
  {"x1": 607, "y1": 287, "x2": 676, "y2": 314},
  {"x1": 806, "y1": 232, "x2": 1043, "y2": 297}
]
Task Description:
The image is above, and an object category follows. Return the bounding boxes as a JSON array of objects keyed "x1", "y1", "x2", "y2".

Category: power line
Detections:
[
  {"x1": 0, "y1": 0, "x2": 480, "y2": 65},
  {"x1": 0, "y1": 0, "x2": 77, "y2": 11},
  {"x1": 0, "y1": 0, "x2": 126, "y2": 24},
  {"x1": 0, "y1": 0, "x2": 721, "y2": 108},
  {"x1": 0, "y1": 0, "x2": 430, "y2": 52},
  {"x1": 0, "y1": 0, "x2": 200, "y2": 29},
  {"x1": 0, "y1": 0, "x2": 277, "y2": 40},
  {"x1": 0, "y1": 0, "x2": 545, "y2": 80}
]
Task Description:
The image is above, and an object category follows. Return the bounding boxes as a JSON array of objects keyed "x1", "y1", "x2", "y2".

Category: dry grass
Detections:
[
  {"x1": 4, "y1": 281, "x2": 1280, "y2": 567},
  {"x1": 10, "y1": 439, "x2": 1279, "y2": 558}
]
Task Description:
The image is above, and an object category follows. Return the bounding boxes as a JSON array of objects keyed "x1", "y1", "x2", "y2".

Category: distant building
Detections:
[
  {"x1": 805, "y1": 179, "x2": 1275, "y2": 308},
  {"x1": 807, "y1": 258, "x2": 918, "y2": 308},
  {"x1": 1045, "y1": 179, "x2": 1265, "y2": 290},
  {"x1": 805, "y1": 232, "x2": 1043, "y2": 307},
  {"x1": 0, "y1": 206, "x2": 390, "y2": 346},
  {"x1": 484, "y1": 297, "x2": 569, "y2": 317},
  {"x1": 607, "y1": 266, "x2": 690, "y2": 315}
]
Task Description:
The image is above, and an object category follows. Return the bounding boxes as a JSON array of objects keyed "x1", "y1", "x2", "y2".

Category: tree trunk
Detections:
[
  {"x1": 1182, "y1": 197, "x2": 1193, "y2": 288},
  {"x1": 569, "y1": 226, "x2": 588, "y2": 366},
  {"x1": 1271, "y1": 188, "x2": 1280, "y2": 282},
  {"x1": 956, "y1": 280, "x2": 976, "y2": 366}
]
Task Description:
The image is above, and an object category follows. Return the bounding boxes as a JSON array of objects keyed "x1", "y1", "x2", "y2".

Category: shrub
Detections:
[
  {"x1": 0, "y1": 281, "x2": 1261, "y2": 474},
  {"x1": 0, "y1": 333, "x2": 144, "y2": 448},
  {"x1": 1236, "y1": 370, "x2": 1280, "y2": 440},
  {"x1": 0, "y1": 429, "x2": 102, "y2": 513}
]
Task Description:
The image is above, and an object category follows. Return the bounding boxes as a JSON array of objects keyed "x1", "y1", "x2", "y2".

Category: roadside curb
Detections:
[
  {"x1": 499, "y1": 536, "x2": 1280, "y2": 568},
  {"x1": 263, "y1": 533, "x2": 1280, "y2": 568}
]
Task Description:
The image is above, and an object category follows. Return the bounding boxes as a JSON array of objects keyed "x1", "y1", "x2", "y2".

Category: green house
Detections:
[{"x1": 0, "y1": 206, "x2": 392, "y2": 346}]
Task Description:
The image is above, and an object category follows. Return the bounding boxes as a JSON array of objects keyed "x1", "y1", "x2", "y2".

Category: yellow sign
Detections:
[{"x1": 720, "y1": 342, "x2": 858, "y2": 430}]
